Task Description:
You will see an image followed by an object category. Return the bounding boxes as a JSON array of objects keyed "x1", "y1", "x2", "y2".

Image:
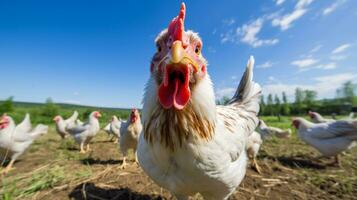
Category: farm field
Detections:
[{"x1": 1, "y1": 114, "x2": 356, "y2": 200}]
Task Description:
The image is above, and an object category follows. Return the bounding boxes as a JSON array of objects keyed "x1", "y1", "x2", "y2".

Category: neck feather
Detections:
[{"x1": 142, "y1": 74, "x2": 217, "y2": 150}]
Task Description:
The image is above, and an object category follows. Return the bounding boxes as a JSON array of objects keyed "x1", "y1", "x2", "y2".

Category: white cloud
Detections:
[
  {"x1": 274, "y1": 0, "x2": 285, "y2": 6},
  {"x1": 215, "y1": 87, "x2": 236, "y2": 99},
  {"x1": 63, "y1": 100, "x2": 81, "y2": 105},
  {"x1": 220, "y1": 30, "x2": 234, "y2": 43},
  {"x1": 332, "y1": 43, "x2": 351, "y2": 54},
  {"x1": 316, "y1": 62, "x2": 337, "y2": 70},
  {"x1": 257, "y1": 61, "x2": 274, "y2": 69},
  {"x1": 222, "y1": 18, "x2": 235, "y2": 26},
  {"x1": 330, "y1": 54, "x2": 348, "y2": 61},
  {"x1": 236, "y1": 18, "x2": 279, "y2": 47},
  {"x1": 296, "y1": 0, "x2": 314, "y2": 9},
  {"x1": 309, "y1": 45, "x2": 322, "y2": 53},
  {"x1": 272, "y1": 9, "x2": 307, "y2": 31},
  {"x1": 323, "y1": 0, "x2": 345, "y2": 16},
  {"x1": 291, "y1": 58, "x2": 319, "y2": 68},
  {"x1": 262, "y1": 73, "x2": 357, "y2": 100},
  {"x1": 272, "y1": 0, "x2": 314, "y2": 31}
]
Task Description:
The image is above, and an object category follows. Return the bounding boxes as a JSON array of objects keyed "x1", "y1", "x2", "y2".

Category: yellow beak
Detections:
[
  {"x1": 171, "y1": 41, "x2": 185, "y2": 64},
  {"x1": 170, "y1": 41, "x2": 199, "y2": 72}
]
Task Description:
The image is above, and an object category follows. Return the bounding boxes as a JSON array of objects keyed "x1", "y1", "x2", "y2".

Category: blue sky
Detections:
[{"x1": 0, "y1": 0, "x2": 356, "y2": 108}]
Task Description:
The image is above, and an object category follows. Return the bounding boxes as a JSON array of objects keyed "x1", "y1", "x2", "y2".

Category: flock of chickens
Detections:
[{"x1": 1, "y1": 3, "x2": 357, "y2": 199}]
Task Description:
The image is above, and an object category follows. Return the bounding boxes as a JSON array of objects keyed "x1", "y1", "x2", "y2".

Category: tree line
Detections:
[{"x1": 217, "y1": 81, "x2": 357, "y2": 116}]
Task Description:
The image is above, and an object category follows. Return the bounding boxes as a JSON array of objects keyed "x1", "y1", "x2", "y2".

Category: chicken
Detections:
[
  {"x1": 292, "y1": 117, "x2": 357, "y2": 166},
  {"x1": 348, "y1": 112, "x2": 354, "y2": 119},
  {"x1": 119, "y1": 109, "x2": 142, "y2": 169},
  {"x1": 110, "y1": 115, "x2": 122, "y2": 143},
  {"x1": 76, "y1": 119, "x2": 84, "y2": 126},
  {"x1": 103, "y1": 123, "x2": 112, "y2": 135},
  {"x1": 309, "y1": 111, "x2": 355, "y2": 124},
  {"x1": 137, "y1": 3, "x2": 261, "y2": 199},
  {"x1": 246, "y1": 131, "x2": 263, "y2": 174},
  {"x1": 53, "y1": 111, "x2": 79, "y2": 139},
  {"x1": 308, "y1": 111, "x2": 335, "y2": 124},
  {"x1": 257, "y1": 119, "x2": 291, "y2": 140},
  {"x1": 0, "y1": 113, "x2": 48, "y2": 174},
  {"x1": 102, "y1": 116, "x2": 122, "y2": 143},
  {"x1": 66, "y1": 111, "x2": 101, "y2": 153}
]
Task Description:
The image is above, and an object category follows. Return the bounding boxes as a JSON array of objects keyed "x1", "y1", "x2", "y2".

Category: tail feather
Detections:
[
  {"x1": 30, "y1": 124, "x2": 48, "y2": 138},
  {"x1": 15, "y1": 113, "x2": 32, "y2": 133},
  {"x1": 228, "y1": 56, "x2": 261, "y2": 114},
  {"x1": 65, "y1": 111, "x2": 79, "y2": 125}
]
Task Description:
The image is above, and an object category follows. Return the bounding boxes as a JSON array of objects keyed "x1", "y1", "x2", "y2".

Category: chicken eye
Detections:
[
  {"x1": 157, "y1": 45, "x2": 162, "y2": 53},
  {"x1": 195, "y1": 46, "x2": 201, "y2": 55}
]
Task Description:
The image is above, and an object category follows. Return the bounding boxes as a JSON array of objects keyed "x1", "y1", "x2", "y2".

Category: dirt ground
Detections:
[{"x1": 1, "y1": 126, "x2": 357, "y2": 200}]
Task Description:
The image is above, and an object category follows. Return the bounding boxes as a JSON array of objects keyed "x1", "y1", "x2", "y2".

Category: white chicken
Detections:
[
  {"x1": 246, "y1": 131, "x2": 263, "y2": 174},
  {"x1": 308, "y1": 111, "x2": 335, "y2": 124},
  {"x1": 257, "y1": 119, "x2": 291, "y2": 140},
  {"x1": 103, "y1": 123, "x2": 112, "y2": 135},
  {"x1": 66, "y1": 111, "x2": 101, "y2": 153},
  {"x1": 292, "y1": 117, "x2": 357, "y2": 166},
  {"x1": 53, "y1": 111, "x2": 79, "y2": 139},
  {"x1": 0, "y1": 113, "x2": 48, "y2": 174},
  {"x1": 138, "y1": 3, "x2": 261, "y2": 199},
  {"x1": 119, "y1": 109, "x2": 142, "y2": 169},
  {"x1": 110, "y1": 115, "x2": 122, "y2": 143}
]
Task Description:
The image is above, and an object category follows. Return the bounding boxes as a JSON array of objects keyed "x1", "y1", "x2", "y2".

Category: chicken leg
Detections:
[
  {"x1": 119, "y1": 156, "x2": 127, "y2": 169},
  {"x1": 252, "y1": 157, "x2": 262, "y2": 174},
  {"x1": 330, "y1": 155, "x2": 341, "y2": 167},
  {"x1": 1, "y1": 159, "x2": 15, "y2": 174},
  {"x1": 86, "y1": 144, "x2": 91, "y2": 152},
  {"x1": 80, "y1": 142, "x2": 86, "y2": 154}
]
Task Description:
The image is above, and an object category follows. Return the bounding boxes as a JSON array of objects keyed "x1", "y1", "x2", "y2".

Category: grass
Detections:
[{"x1": 1, "y1": 162, "x2": 92, "y2": 199}]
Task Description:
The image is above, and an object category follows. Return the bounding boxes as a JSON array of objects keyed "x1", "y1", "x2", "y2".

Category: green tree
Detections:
[
  {"x1": 0, "y1": 96, "x2": 14, "y2": 113},
  {"x1": 294, "y1": 88, "x2": 305, "y2": 114},
  {"x1": 217, "y1": 96, "x2": 230, "y2": 105},
  {"x1": 339, "y1": 81, "x2": 356, "y2": 103},
  {"x1": 266, "y1": 94, "x2": 274, "y2": 115},
  {"x1": 41, "y1": 98, "x2": 59, "y2": 117},
  {"x1": 281, "y1": 92, "x2": 290, "y2": 115},
  {"x1": 260, "y1": 95, "x2": 266, "y2": 115},
  {"x1": 274, "y1": 94, "x2": 281, "y2": 115},
  {"x1": 304, "y1": 90, "x2": 317, "y2": 107}
]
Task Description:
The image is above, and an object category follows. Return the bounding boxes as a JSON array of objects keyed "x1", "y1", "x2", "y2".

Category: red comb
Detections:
[{"x1": 168, "y1": 3, "x2": 186, "y2": 45}]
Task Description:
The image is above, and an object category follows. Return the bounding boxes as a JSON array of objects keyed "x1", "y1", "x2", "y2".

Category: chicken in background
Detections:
[
  {"x1": 138, "y1": 3, "x2": 261, "y2": 199},
  {"x1": 66, "y1": 111, "x2": 101, "y2": 153},
  {"x1": 257, "y1": 119, "x2": 291, "y2": 140},
  {"x1": 53, "y1": 111, "x2": 79, "y2": 139},
  {"x1": 292, "y1": 117, "x2": 357, "y2": 166},
  {"x1": 102, "y1": 116, "x2": 122, "y2": 143},
  {"x1": 110, "y1": 115, "x2": 122, "y2": 143},
  {"x1": 0, "y1": 113, "x2": 48, "y2": 174},
  {"x1": 119, "y1": 109, "x2": 142, "y2": 169},
  {"x1": 246, "y1": 131, "x2": 263, "y2": 174},
  {"x1": 103, "y1": 122, "x2": 112, "y2": 136},
  {"x1": 309, "y1": 111, "x2": 355, "y2": 124},
  {"x1": 76, "y1": 119, "x2": 84, "y2": 126},
  {"x1": 308, "y1": 111, "x2": 335, "y2": 124}
]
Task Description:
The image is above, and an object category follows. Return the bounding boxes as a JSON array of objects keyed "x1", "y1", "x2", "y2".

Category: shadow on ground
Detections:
[
  {"x1": 81, "y1": 158, "x2": 122, "y2": 165},
  {"x1": 69, "y1": 182, "x2": 164, "y2": 200},
  {"x1": 275, "y1": 155, "x2": 326, "y2": 169}
]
